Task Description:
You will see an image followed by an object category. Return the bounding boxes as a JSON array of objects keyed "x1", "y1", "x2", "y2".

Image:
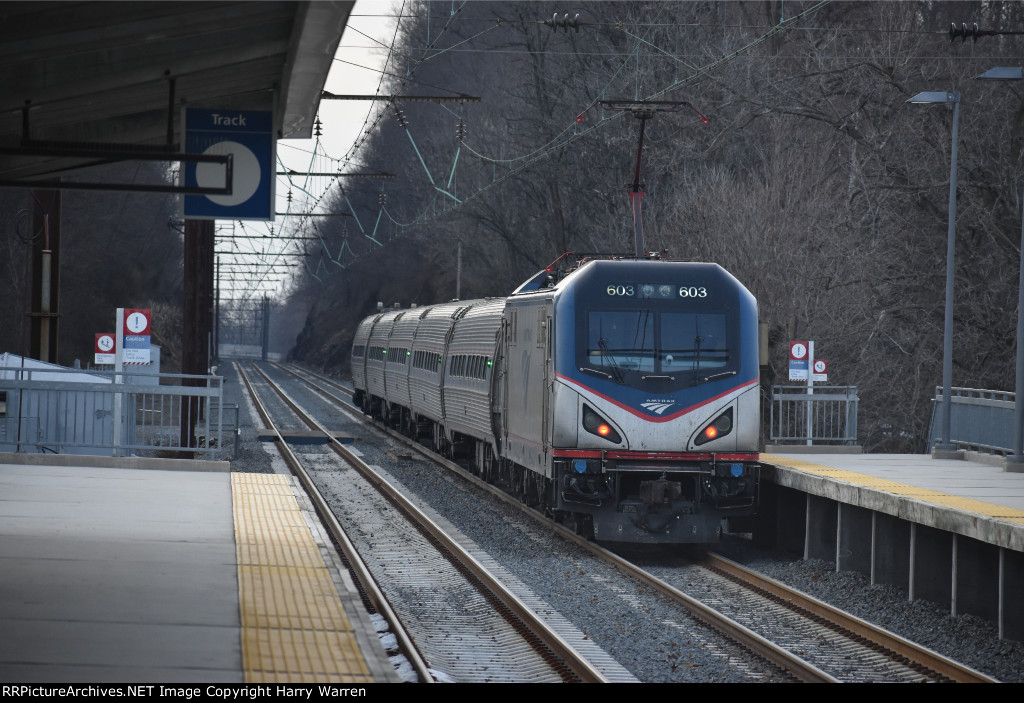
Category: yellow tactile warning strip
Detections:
[
  {"x1": 231, "y1": 472, "x2": 374, "y2": 683},
  {"x1": 761, "y1": 454, "x2": 1024, "y2": 525}
]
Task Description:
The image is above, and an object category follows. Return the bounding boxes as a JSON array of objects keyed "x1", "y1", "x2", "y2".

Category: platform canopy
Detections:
[{"x1": 0, "y1": 1, "x2": 354, "y2": 185}]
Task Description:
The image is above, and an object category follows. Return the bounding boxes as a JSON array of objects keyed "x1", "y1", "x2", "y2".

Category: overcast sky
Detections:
[
  {"x1": 277, "y1": 2, "x2": 401, "y2": 195},
  {"x1": 220, "y1": 1, "x2": 401, "y2": 297}
]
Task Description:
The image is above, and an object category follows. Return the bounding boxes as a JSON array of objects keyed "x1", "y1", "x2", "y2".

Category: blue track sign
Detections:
[{"x1": 183, "y1": 108, "x2": 275, "y2": 221}]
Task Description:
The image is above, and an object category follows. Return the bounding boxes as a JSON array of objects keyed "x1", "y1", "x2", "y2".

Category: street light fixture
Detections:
[
  {"x1": 906, "y1": 90, "x2": 962, "y2": 459},
  {"x1": 977, "y1": 67, "x2": 1024, "y2": 472},
  {"x1": 979, "y1": 66, "x2": 1024, "y2": 81}
]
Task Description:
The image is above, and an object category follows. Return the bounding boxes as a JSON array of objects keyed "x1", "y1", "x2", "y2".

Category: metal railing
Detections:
[
  {"x1": 0, "y1": 368, "x2": 227, "y2": 459},
  {"x1": 769, "y1": 385, "x2": 860, "y2": 445},
  {"x1": 927, "y1": 387, "x2": 1015, "y2": 455}
]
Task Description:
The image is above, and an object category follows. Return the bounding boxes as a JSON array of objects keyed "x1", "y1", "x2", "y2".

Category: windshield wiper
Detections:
[
  {"x1": 702, "y1": 370, "x2": 737, "y2": 383},
  {"x1": 597, "y1": 337, "x2": 626, "y2": 384}
]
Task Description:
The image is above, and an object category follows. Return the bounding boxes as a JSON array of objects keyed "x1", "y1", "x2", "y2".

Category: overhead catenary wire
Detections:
[
  {"x1": 248, "y1": 0, "x2": 868, "y2": 291},
  {"x1": 347, "y1": 9, "x2": 953, "y2": 34},
  {"x1": 236, "y1": 0, "x2": 473, "y2": 292}
]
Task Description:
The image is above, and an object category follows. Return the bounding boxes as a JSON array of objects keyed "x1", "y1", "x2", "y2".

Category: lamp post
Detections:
[
  {"x1": 907, "y1": 91, "x2": 962, "y2": 458},
  {"x1": 977, "y1": 67, "x2": 1024, "y2": 472}
]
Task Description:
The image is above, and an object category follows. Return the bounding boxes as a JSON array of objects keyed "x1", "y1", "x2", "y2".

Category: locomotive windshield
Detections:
[
  {"x1": 564, "y1": 261, "x2": 751, "y2": 392},
  {"x1": 561, "y1": 264, "x2": 753, "y2": 392},
  {"x1": 584, "y1": 310, "x2": 730, "y2": 384}
]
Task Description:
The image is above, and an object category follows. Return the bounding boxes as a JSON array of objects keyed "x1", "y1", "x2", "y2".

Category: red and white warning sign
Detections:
[
  {"x1": 95, "y1": 333, "x2": 115, "y2": 365},
  {"x1": 124, "y1": 309, "x2": 151, "y2": 336},
  {"x1": 789, "y1": 340, "x2": 809, "y2": 381},
  {"x1": 812, "y1": 358, "x2": 828, "y2": 382},
  {"x1": 121, "y1": 308, "x2": 152, "y2": 364}
]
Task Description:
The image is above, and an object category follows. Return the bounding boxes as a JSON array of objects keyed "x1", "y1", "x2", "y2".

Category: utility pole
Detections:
[
  {"x1": 261, "y1": 296, "x2": 270, "y2": 361},
  {"x1": 456, "y1": 240, "x2": 462, "y2": 300},
  {"x1": 214, "y1": 255, "x2": 220, "y2": 364},
  {"x1": 181, "y1": 218, "x2": 214, "y2": 455},
  {"x1": 29, "y1": 189, "x2": 61, "y2": 363}
]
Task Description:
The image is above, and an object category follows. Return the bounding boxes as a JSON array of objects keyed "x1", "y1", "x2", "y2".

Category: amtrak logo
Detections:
[{"x1": 641, "y1": 401, "x2": 675, "y2": 415}]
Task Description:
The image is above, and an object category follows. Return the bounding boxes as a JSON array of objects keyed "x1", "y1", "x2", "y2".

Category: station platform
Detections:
[
  {"x1": 0, "y1": 453, "x2": 398, "y2": 683},
  {"x1": 759, "y1": 451, "x2": 1024, "y2": 641}
]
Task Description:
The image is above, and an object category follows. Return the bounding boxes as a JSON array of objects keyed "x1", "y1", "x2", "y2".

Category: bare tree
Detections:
[{"x1": 289, "y1": 1, "x2": 1024, "y2": 453}]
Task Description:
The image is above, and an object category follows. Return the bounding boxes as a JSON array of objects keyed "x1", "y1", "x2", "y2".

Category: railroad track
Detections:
[
  {"x1": 272, "y1": 360, "x2": 999, "y2": 683},
  {"x1": 235, "y1": 362, "x2": 431, "y2": 683},
  {"x1": 237, "y1": 361, "x2": 609, "y2": 683},
  {"x1": 614, "y1": 546, "x2": 1000, "y2": 683},
  {"x1": 694, "y1": 552, "x2": 998, "y2": 683}
]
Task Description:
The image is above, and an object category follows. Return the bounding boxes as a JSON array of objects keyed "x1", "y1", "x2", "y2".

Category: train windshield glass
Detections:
[
  {"x1": 583, "y1": 310, "x2": 730, "y2": 385},
  {"x1": 661, "y1": 313, "x2": 728, "y2": 371},
  {"x1": 587, "y1": 310, "x2": 656, "y2": 371}
]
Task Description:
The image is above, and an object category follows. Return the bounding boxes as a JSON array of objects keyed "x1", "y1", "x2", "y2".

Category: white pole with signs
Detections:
[
  {"x1": 790, "y1": 340, "x2": 825, "y2": 445},
  {"x1": 804, "y1": 345, "x2": 831, "y2": 445},
  {"x1": 807, "y1": 341, "x2": 814, "y2": 445},
  {"x1": 113, "y1": 309, "x2": 124, "y2": 455}
]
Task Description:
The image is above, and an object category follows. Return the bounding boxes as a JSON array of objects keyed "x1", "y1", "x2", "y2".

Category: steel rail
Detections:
[
  {"x1": 253, "y1": 362, "x2": 608, "y2": 683},
  {"x1": 276, "y1": 361, "x2": 1005, "y2": 682},
  {"x1": 272, "y1": 361, "x2": 352, "y2": 394},
  {"x1": 700, "y1": 552, "x2": 999, "y2": 683},
  {"x1": 409, "y1": 462, "x2": 836, "y2": 681},
  {"x1": 272, "y1": 362, "x2": 833, "y2": 682},
  {"x1": 234, "y1": 362, "x2": 434, "y2": 684}
]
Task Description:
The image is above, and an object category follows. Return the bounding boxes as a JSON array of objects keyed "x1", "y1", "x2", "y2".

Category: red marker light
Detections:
[
  {"x1": 704, "y1": 426, "x2": 718, "y2": 440},
  {"x1": 582, "y1": 404, "x2": 621, "y2": 443}
]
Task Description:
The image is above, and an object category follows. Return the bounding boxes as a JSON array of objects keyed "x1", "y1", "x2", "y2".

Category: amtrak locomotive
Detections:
[{"x1": 351, "y1": 254, "x2": 760, "y2": 543}]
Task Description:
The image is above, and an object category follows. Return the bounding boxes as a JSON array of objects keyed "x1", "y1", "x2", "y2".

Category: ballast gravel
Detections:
[
  {"x1": 223, "y1": 361, "x2": 1024, "y2": 683},
  {"x1": 716, "y1": 538, "x2": 1024, "y2": 683}
]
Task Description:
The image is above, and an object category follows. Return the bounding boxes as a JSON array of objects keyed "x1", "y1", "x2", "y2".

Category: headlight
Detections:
[
  {"x1": 582, "y1": 404, "x2": 622, "y2": 443},
  {"x1": 695, "y1": 408, "x2": 733, "y2": 446}
]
